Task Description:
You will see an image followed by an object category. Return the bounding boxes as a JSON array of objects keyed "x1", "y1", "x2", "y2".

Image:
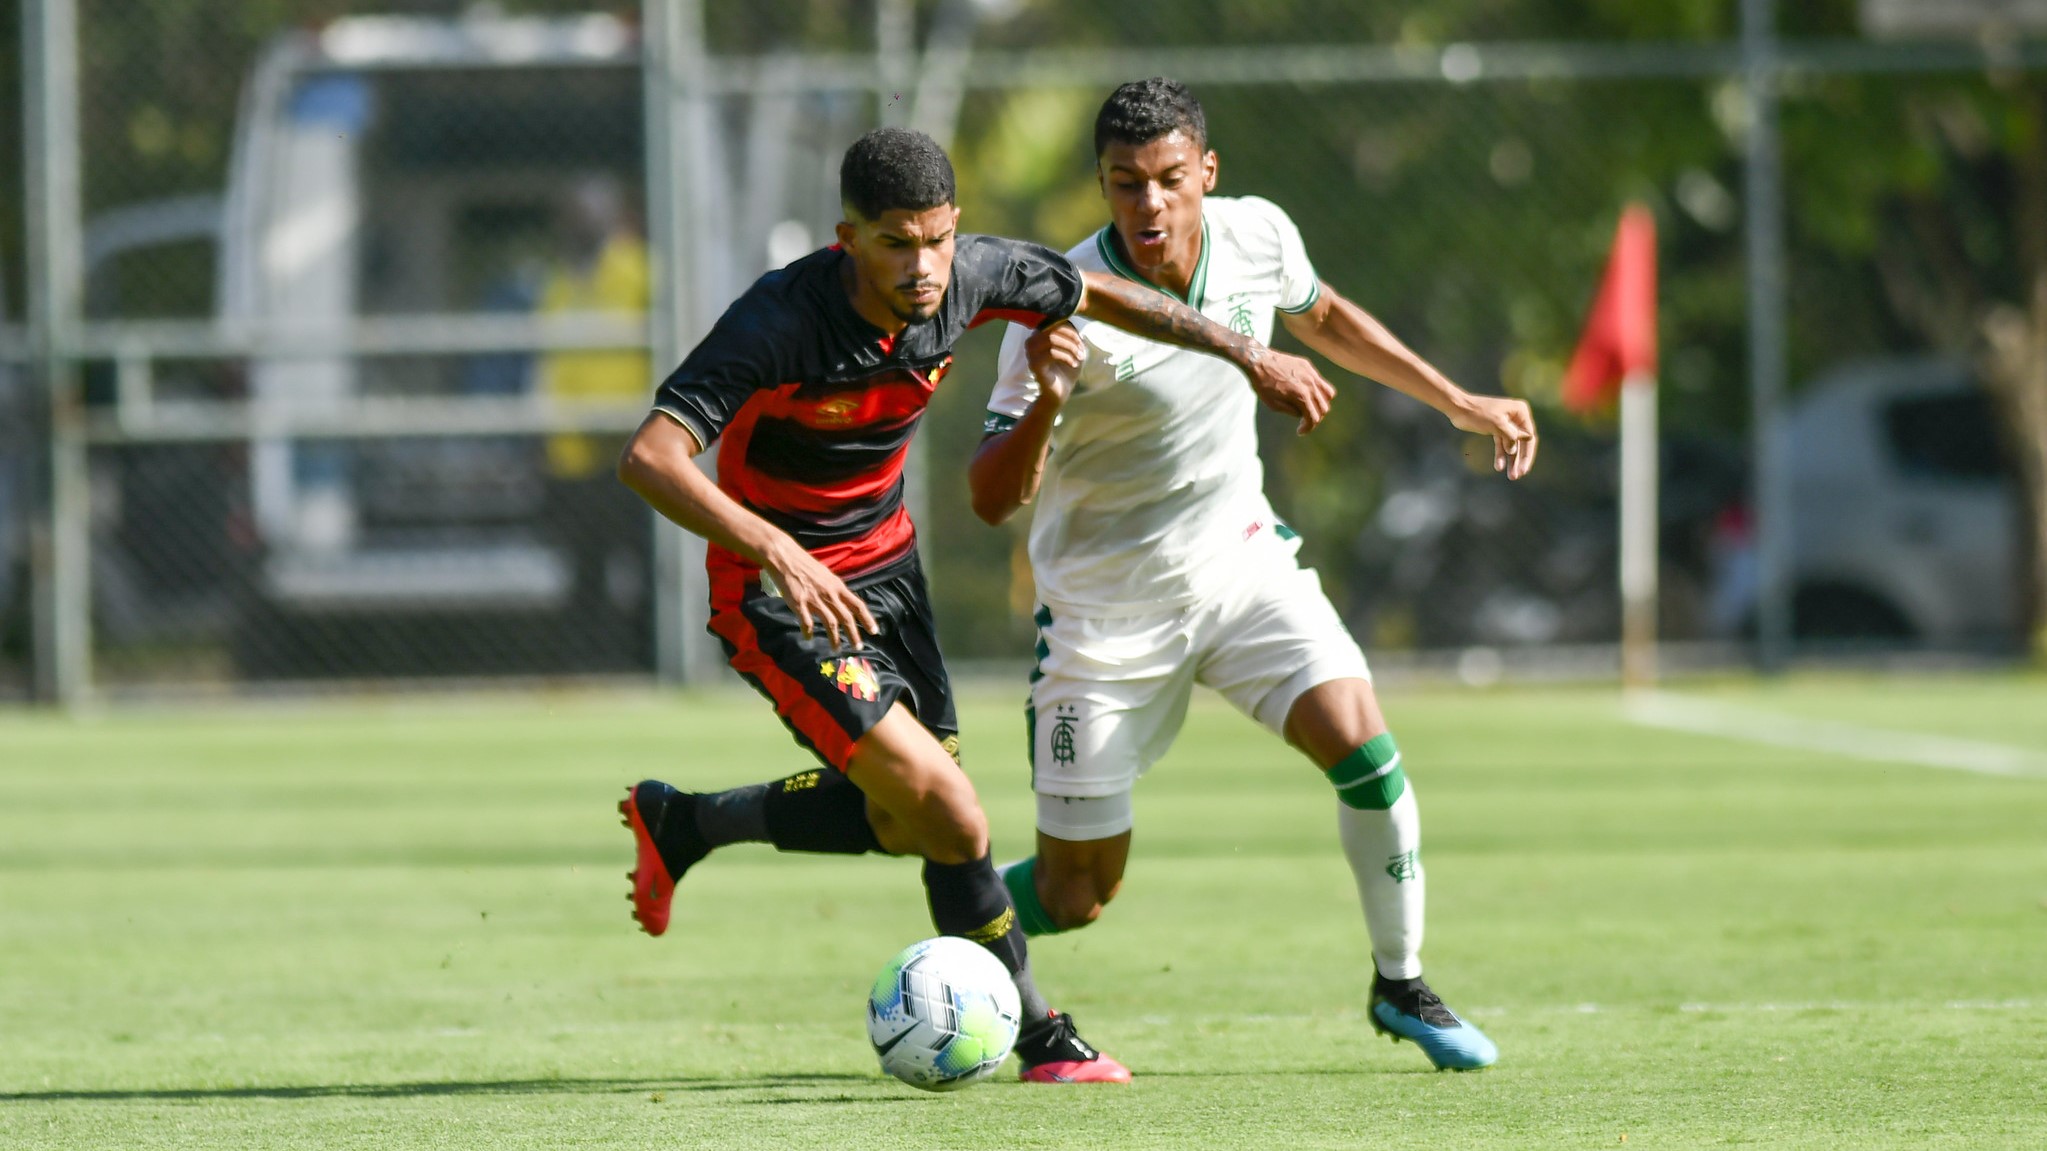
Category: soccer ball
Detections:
[{"x1": 866, "y1": 936, "x2": 1021, "y2": 1091}]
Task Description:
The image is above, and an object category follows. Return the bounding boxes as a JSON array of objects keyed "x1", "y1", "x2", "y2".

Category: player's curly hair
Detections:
[
  {"x1": 1094, "y1": 77, "x2": 1207, "y2": 158},
  {"x1": 839, "y1": 127, "x2": 956, "y2": 220}
]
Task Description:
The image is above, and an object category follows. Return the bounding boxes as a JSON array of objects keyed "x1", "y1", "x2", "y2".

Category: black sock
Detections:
[
  {"x1": 690, "y1": 769, "x2": 878, "y2": 854},
  {"x1": 1011, "y1": 961, "x2": 1052, "y2": 1031},
  {"x1": 692, "y1": 782, "x2": 768, "y2": 848},
  {"x1": 762, "y1": 768, "x2": 881, "y2": 854},
  {"x1": 923, "y1": 854, "x2": 1051, "y2": 1023}
]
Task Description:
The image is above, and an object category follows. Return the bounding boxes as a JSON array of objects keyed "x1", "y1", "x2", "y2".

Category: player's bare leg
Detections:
[
  {"x1": 1014, "y1": 828, "x2": 1130, "y2": 933},
  {"x1": 845, "y1": 708, "x2": 1128, "y2": 1083},
  {"x1": 1285, "y1": 677, "x2": 1496, "y2": 1070},
  {"x1": 626, "y1": 704, "x2": 1128, "y2": 1083},
  {"x1": 843, "y1": 705, "x2": 989, "y2": 862},
  {"x1": 1282, "y1": 677, "x2": 1387, "y2": 763}
]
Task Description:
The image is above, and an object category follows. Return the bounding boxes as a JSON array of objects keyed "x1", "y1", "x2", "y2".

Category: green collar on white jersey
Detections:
[{"x1": 1096, "y1": 219, "x2": 1211, "y2": 311}]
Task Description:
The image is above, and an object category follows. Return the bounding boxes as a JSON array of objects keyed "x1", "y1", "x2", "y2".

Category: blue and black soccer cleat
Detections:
[{"x1": 1369, "y1": 973, "x2": 1498, "y2": 1071}]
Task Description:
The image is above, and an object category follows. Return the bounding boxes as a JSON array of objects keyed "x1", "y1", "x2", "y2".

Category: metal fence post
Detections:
[
  {"x1": 875, "y1": 0, "x2": 930, "y2": 544},
  {"x1": 876, "y1": 0, "x2": 914, "y2": 129},
  {"x1": 644, "y1": 0, "x2": 718, "y2": 685},
  {"x1": 1743, "y1": 0, "x2": 1792, "y2": 672},
  {"x1": 643, "y1": 0, "x2": 684, "y2": 686},
  {"x1": 23, "y1": 0, "x2": 89, "y2": 707}
]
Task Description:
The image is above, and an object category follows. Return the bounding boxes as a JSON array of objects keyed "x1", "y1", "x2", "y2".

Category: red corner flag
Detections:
[{"x1": 1563, "y1": 204, "x2": 1658, "y2": 413}]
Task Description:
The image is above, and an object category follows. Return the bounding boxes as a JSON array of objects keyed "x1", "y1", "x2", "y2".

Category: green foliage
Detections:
[
  {"x1": 3, "y1": 678, "x2": 2045, "y2": 1148},
  {"x1": 936, "y1": 57, "x2": 1753, "y2": 647},
  {"x1": 0, "y1": 1, "x2": 23, "y2": 315},
  {"x1": 936, "y1": 4, "x2": 2047, "y2": 650},
  {"x1": 14, "y1": 1, "x2": 2044, "y2": 653},
  {"x1": 981, "y1": 0, "x2": 1737, "y2": 50}
]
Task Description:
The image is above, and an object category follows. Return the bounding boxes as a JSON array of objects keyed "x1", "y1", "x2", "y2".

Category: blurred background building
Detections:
[{"x1": 2, "y1": 0, "x2": 2043, "y2": 704}]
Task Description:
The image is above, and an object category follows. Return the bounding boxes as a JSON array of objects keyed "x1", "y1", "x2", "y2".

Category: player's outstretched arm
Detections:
[
  {"x1": 969, "y1": 321, "x2": 1084, "y2": 525},
  {"x1": 1076, "y1": 270, "x2": 1334, "y2": 434},
  {"x1": 1281, "y1": 284, "x2": 1539, "y2": 480},
  {"x1": 617, "y1": 414, "x2": 878, "y2": 647}
]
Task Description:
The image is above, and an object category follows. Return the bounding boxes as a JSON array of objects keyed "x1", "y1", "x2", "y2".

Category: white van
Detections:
[{"x1": 84, "y1": 12, "x2": 858, "y2": 677}]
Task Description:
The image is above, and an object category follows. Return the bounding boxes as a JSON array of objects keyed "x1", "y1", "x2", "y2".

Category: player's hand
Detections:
[
  {"x1": 1245, "y1": 349, "x2": 1336, "y2": 434},
  {"x1": 1025, "y1": 321, "x2": 1084, "y2": 408},
  {"x1": 1451, "y1": 394, "x2": 1539, "y2": 480},
  {"x1": 760, "y1": 537, "x2": 878, "y2": 650}
]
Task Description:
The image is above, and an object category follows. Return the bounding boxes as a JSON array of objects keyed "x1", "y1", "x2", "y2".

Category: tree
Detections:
[
  {"x1": 1784, "y1": 74, "x2": 2047, "y2": 656},
  {"x1": 939, "y1": 2, "x2": 1754, "y2": 652},
  {"x1": 942, "y1": 0, "x2": 2047, "y2": 656}
]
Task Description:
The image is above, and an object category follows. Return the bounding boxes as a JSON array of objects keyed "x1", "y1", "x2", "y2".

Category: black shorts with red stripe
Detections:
[{"x1": 709, "y1": 555, "x2": 958, "y2": 772}]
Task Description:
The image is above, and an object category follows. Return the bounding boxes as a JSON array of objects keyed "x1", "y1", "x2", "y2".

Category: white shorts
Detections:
[{"x1": 1027, "y1": 537, "x2": 1371, "y2": 837}]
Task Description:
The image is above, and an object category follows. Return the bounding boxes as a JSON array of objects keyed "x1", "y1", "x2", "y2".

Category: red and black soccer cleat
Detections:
[
  {"x1": 618, "y1": 780, "x2": 708, "y2": 938},
  {"x1": 1015, "y1": 1011, "x2": 1132, "y2": 1084}
]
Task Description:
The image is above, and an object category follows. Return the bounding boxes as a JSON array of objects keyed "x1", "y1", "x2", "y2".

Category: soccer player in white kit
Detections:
[{"x1": 970, "y1": 79, "x2": 1538, "y2": 1071}]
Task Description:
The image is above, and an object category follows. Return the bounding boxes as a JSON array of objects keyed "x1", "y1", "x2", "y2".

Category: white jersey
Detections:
[{"x1": 986, "y1": 195, "x2": 1323, "y2": 617}]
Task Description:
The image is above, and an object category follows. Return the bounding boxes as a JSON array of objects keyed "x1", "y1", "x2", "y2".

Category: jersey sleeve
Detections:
[
  {"x1": 957, "y1": 235, "x2": 1086, "y2": 330},
  {"x1": 649, "y1": 301, "x2": 783, "y2": 449},
  {"x1": 983, "y1": 321, "x2": 1039, "y2": 436},
  {"x1": 1242, "y1": 196, "x2": 1321, "y2": 314}
]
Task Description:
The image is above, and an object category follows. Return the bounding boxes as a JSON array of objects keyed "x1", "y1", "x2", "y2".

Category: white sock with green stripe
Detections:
[{"x1": 1328, "y1": 733, "x2": 1424, "y2": 981}]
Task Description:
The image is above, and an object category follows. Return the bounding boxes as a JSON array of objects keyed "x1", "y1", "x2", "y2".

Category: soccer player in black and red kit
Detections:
[{"x1": 615, "y1": 127, "x2": 1334, "y2": 1083}]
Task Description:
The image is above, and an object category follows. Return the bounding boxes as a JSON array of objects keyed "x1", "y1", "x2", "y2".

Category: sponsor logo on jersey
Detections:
[
  {"x1": 812, "y1": 396, "x2": 862, "y2": 428},
  {"x1": 783, "y1": 770, "x2": 820, "y2": 793},
  {"x1": 1243, "y1": 520, "x2": 1264, "y2": 540},
  {"x1": 820, "y1": 657, "x2": 881, "y2": 702}
]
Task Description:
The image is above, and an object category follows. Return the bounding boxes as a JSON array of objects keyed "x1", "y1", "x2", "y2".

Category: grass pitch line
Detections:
[{"x1": 1623, "y1": 691, "x2": 2047, "y2": 779}]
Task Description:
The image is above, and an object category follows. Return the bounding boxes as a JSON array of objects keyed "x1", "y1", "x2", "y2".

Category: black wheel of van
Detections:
[{"x1": 1791, "y1": 584, "x2": 1916, "y2": 641}]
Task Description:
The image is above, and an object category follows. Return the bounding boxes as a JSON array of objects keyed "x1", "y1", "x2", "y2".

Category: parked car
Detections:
[
  {"x1": 1779, "y1": 357, "x2": 2019, "y2": 646},
  {"x1": 1343, "y1": 355, "x2": 2020, "y2": 655},
  {"x1": 1344, "y1": 405, "x2": 1744, "y2": 652}
]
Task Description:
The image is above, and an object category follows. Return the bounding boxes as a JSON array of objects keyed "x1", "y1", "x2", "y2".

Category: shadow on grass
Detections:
[
  {"x1": 5, "y1": 1066, "x2": 1455, "y2": 1104},
  {"x1": 1, "y1": 1074, "x2": 902, "y2": 1103},
  {"x1": 1129, "y1": 1066, "x2": 1448, "y2": 1079}
]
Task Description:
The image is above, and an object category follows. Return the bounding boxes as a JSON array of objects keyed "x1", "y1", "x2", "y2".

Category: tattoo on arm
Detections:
[{"x1": 1085, "y1": 275, "x2": 1262, "y2": 366}]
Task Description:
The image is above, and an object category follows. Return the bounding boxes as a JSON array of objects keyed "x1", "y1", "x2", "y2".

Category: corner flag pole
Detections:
[
  {"x1": 1618, "y1": 371, "x2": 1658, "y2": 689},
  {"x1": 1563, "y1": 205, "x2": 1659, "y2": 690}
]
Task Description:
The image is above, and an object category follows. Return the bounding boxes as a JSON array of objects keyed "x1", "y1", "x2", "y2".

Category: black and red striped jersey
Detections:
[{"x1": 652, "y1": 234, "x2": 1083, "y2": 586}]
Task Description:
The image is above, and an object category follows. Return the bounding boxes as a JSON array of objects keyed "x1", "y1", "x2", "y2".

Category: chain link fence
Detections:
[
  {"x1": 1777, "y1": 70, "x2": 2040, "y2": 653},
  {"x1": 7, "y1": 1, "x2": 2043, "y2": 702},
  {"x1": 65, "y1": 4, "x2": 662, "y2": 689},
  {"x1": 923, "y1": 73, "x2": 1746, "y2": 670}
]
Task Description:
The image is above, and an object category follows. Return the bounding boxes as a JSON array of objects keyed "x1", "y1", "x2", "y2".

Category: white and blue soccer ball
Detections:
[{"x1": 866, "y1": 936, "x2": 1021, "y2": 1091}]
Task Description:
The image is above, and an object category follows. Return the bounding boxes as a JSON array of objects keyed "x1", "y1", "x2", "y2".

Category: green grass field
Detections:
[{"x1": 4, "y1": 676, "x2": 2044, "y2": 1149}]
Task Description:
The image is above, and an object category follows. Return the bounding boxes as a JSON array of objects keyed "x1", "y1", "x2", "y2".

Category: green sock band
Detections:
[
  {"x1": 1327, "y1": 732, "x2": 1407, "y2": 810},
  {"x1": 1000, "y1": 857, "x2": 1063, "y2": 937}
]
